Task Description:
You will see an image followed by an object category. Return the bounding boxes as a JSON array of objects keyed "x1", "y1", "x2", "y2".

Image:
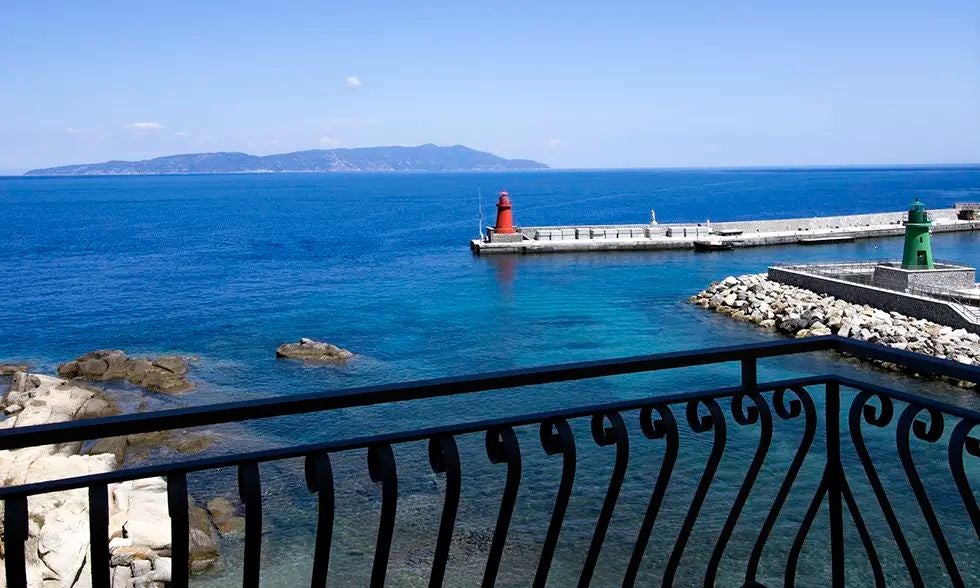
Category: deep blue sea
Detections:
[{"x1": 1, "y1": 168, "x2": 979, "y2": 586}]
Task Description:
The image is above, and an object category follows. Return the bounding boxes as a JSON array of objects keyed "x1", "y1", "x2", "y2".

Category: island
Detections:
[{"x1": 23, "y1": 144, "x2": 548, "y2": 176}]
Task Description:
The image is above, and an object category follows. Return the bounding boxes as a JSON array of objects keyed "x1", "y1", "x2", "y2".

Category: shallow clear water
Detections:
[{"x1": 1, "y1": 168, "x2": 978, "y2": 585}]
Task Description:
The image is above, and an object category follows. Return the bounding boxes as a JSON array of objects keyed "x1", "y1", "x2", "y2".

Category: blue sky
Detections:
[{"x1": 1, "y1": 0, "x2": 978, "y2": 172}]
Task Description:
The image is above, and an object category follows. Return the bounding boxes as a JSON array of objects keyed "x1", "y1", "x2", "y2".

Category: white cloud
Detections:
[
  {"x1": 319, "y1": 136, "x2": 339, "y2": 147},
  {"x1": 548, "y1": 138, "x2": 563, "y2": 148},
  {"x1": 174, "y1": 131, "x2": 191, "y2": 137},
  {"x1": 64, "y1": 127, "x2": 81, "y2": 134},
  {"x1": 344, "y1": 75, "x2": 362, "y2": 88},
  {"x1": 125, "y1": 122, "x2": 165, "y2": 131}
]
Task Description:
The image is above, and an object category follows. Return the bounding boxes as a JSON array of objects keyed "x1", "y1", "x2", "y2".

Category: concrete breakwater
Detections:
[
  {"x1": 472, "y1": 207, "x2": 980, "y2": 254},
  {"x1": 690, "y1": 274, "x2": 980, "y2": 387}
]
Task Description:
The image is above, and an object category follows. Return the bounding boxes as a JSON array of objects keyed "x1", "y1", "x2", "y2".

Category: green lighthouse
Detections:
[{"x1": 901, "y1": 198, "x2": 934, "y2": 269}]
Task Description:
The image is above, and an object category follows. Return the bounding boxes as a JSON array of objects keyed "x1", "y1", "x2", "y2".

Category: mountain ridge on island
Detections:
[{"x1": 23, "y1": 144, "x2": 548, "y2": 176}]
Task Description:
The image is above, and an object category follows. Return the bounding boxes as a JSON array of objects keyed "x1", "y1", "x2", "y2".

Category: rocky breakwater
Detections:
[
  {"x1": 57, "y1": 350, "x2": 193, "y2": 394},
  {"x1": 0, "y1": 371, "x2": 219, "y2": 587},
  {"x1": 690, "y1": 274, "x2": 980, "y2": 387}
]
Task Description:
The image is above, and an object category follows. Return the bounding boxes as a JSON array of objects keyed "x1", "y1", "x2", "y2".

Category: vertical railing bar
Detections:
[
  {"x1": 784, "y1": 475, "x2": 829, "y2": 587},
  {"x1": 3, "y1": 495, "x2": 29, "y2": 588},
  {"x1": 578, "y1": 411, "x2": 629, "y2": 587},
  {"x1": 847, "y1": 390, "x2": 924, "y2": 586},
  {"x1": 238, "y1": 463, "x2": 263, "y2": 588},
  {"x1": 826, "y1": 381, "x2": 845, "y2": 586},
  {"x1": 742, "y1": 357, "x2": 758, "y2": 394},
  {"x1": 88, "y1": 483, "x2": 111, "y2": 588},
  {"x1": 167, "y1": 472, "x2": 190, "y2": 588},
  {"x1": 705, "y1": 393, "x2": 773, "y2": 586},
  {"x1": 662, "y1": 399, "x2": 726, "y2": 587},
  {"x1": 948, "y1": 421, "x2": 980, "y2": 540},
  {"x1": 368, "y1": 444, "x2": 398, "y2": 588},
  {"x1": 896, "y1": 407, "x2": 964, "y2": 587},
  {"x1": 305, "y1": 452, "x2": 335, "y2": 588},
  {"x1": 746, "y1": 385, "x2": 817, "y2": 584},
  {"x1": 840, "y1": 478, "x2": 885, "y2": 587},
  {"x1": 624, "y1": 406, "x2": 678, "y2": 588},
  {"x1": 428, "y1": 435, "x2": 461, "y2": 588},
  {"x1": 533, "y1": 418, "x2": 576, "y2": 588},
  {"x1": 482, "y1": 427, "x2": 522, "y2": 588}
]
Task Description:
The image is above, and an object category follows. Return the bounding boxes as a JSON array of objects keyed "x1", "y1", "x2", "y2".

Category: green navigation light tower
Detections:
[{"x1": 901, "y1": 198, "x2": 934, "y2": 269}]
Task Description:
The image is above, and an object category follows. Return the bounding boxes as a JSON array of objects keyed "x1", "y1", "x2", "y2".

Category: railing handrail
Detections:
[
  {"x1": 1, "y1": 336, "x2": 977, "y2": 454},
  {"x1": 0, "y1": 375, "x2": 833, "y2": 500},
  {"x1": 0, "y1": 336, "x2": 837, "y2": 451}
]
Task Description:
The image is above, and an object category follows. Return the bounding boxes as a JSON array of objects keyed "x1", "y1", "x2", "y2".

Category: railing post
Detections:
[
  {"x1": 741, "y1": 358, "x2": 758, "y2": 394},
  {"x1": 825, "y1": 380, "x2": 845, "y2": 586}
]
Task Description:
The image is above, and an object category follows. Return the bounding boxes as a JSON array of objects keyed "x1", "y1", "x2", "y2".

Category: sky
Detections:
[{"x1": 1, "y1": 0, "x2": 978, "y2": 172}]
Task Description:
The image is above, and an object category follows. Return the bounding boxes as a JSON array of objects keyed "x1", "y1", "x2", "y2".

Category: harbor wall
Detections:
[
  {"x1": 519, "y1": 208, "x2": 962, "y2": 237},
  {"x1": 472, "y1": 209, "x2": 980, "y2": 255},
  {"x1": 768, "y1": 266, "x2": 980, "y2": 333}
]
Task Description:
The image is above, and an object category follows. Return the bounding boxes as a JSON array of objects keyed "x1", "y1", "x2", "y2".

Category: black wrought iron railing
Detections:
[{"x1": 1, "y1": 336, "x2": 978, "y2": 587}]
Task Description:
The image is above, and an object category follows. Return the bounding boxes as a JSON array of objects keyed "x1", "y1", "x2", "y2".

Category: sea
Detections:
[{"x1": 1, "y1": 167, "x2": 979, "y2": 586}]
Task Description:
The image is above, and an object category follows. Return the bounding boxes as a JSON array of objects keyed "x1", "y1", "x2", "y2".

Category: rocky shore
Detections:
[
  {"x1": 690, "y1": 274, "x2": 980, "y2": 387},
  {"x1": 0, "y1": 365, "x2": 231, "y2": 587}
]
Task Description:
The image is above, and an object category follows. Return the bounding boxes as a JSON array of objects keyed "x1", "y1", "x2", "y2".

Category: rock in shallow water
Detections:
[
  {"x1": 57, "y1": 350, "x2": 194, "y2": 393},
  {"x1": 0, "y1": 362, "x2": 31, "y2": 375},
  {"x1": 276, "y1": 338, "x2": 353, "y2": 362}
]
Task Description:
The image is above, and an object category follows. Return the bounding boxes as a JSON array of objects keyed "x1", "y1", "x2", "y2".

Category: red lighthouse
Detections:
[{"x1": 494, "y1": 191, "x2": 516, "y2": 234}]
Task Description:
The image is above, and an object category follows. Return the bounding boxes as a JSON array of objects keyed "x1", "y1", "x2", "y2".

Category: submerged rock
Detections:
[
  {"x1": 276, "y1": 338, "x2": 353, "y2": 362},
  {"x1": 206, "y1": 496, "x2": 246, "y2": 536},
  {"x1": 58, "y1": 350, "x2": 194, "y2": 393}
]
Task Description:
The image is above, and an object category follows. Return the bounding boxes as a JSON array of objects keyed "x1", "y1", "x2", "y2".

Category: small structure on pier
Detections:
[
  {"x1": 769, "y1": 199, "x2": 980, "y2": 331},
  {"x1": 956, "y1": 202, "x2": 980, "y2": 221}
]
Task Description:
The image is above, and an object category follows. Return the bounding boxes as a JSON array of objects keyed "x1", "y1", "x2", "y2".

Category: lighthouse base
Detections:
[{"x1": 488, "y1": 230, "x2": 524, "y2": 244}]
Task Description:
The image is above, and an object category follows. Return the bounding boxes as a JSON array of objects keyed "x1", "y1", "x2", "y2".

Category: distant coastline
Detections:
[
  {"x1": 13, "y1": 160, "x2": 980, "y2": 179},
  {"x1": 22, "y1": 144, "x2": 548, "y2": 177}
]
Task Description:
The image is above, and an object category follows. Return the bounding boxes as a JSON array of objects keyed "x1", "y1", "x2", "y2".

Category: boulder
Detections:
[
  {"x1": 124, "y1": 482, "x2": 172, "y2": 550},
  {"x1": 80, "y1": 358, "x2": 109, "y2": 377},
  {"x1": 109, "y1": 544, "x2": 156, "y2": 566},
  {"x1": 111, "y1": 564, "x2": 133, "y2": 588},
  {"x1": 152, "y1": 356, "x2": 188, "y2": 376},
  {"x1": 140, "y1": 366, "x2": 194, "y2": 394},
  {"x1": 58, "y1": 350, "x2": 194, "y2": 393},
  {"x1": 89, "y1": 436, "x2": 129, "y2": 465},
  {"x1": 276, "y1": 339, "x2": 354, "y2": 362},
  {"x1": 0, "y1": 362, "x2": 31, "y2": 375},
  {"x1": 777, "y1": 317, "x2": 808, "y2": 335},
  {"x1": 125, "y1": 359, "x2": 154, "y2": 384},
  {"x1": 206, "y1": 497, "x2": 245, "y2": 535},
  {"x1": 189, "y1": 527, "x2": 219, "y2": 574},
  {"x1": 7, "y1": 371, "x2": 42, "y2": 395},
  {"x1": 75, "y1": 396, "x2": 119, "y2": 420},
  {"x1": 187, "y1": 504, "x2": 220, "y2": 575}
]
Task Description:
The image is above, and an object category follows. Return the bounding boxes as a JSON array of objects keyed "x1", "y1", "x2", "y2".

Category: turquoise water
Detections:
[{"x1": 1, "y1": 168, "x2": 979, "y2": 585}]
